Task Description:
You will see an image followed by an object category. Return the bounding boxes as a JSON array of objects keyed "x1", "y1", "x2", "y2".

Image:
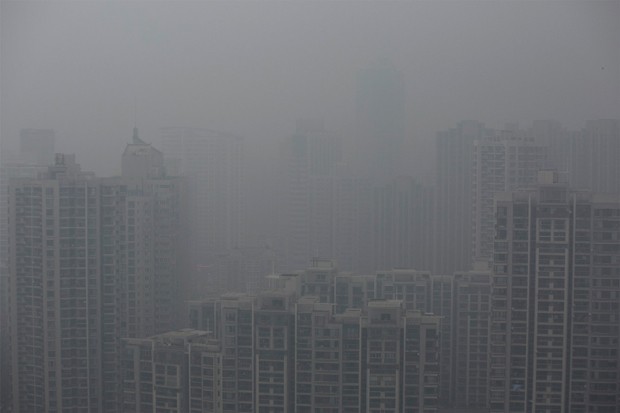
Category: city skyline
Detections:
[
  {"x1": 2, "y1": 2, "x2": 619, "y2": 176},
  {"x1": 2, "y1": 1, "x2": 619, "y2": 412}
]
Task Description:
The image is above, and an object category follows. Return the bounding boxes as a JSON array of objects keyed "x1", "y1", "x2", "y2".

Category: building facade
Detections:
[
  {"x1": 9, "y1": 135, "x2": 185, "y2": 412},
  {"x1": 570, "y1": 119, "x2": 620, "y2": 194},
  {"x1": 182, "y1": 263, "x2": 442, "y2": 413},
  {"x1": 434, "y1": 120, "x2": 490, "y2": 274},
  {"x1": 472, "y1": 131, "x2": 546, "y2": 263},
  {"x1": 490, "y1": 173, "x2": 620, "y2": 413}
]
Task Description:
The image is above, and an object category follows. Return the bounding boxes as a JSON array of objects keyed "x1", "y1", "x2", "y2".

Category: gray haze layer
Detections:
[{"x1": 2, "y1": 1, "x2": 619, "y2": 175}]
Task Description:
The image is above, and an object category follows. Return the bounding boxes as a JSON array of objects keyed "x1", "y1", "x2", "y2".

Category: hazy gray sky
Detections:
[{"x1": 2, "y1": 1, "x2": 619, "y2": 174}]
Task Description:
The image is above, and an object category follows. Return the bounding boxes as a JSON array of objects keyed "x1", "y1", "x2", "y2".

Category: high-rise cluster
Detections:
[
  {"x1": 125, "y1": 261, "x2": 444, "y2": 413},
  {"x1": 4, "y1": 111, "x2": 619, "y2": 413},
  {"x1": 6, "y1": 132, "x2": 186, "y2": 413}
]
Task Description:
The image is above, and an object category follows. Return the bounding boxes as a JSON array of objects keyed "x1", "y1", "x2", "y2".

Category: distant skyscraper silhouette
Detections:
[
  {"x1": 0, "y1": 142, "x2": 53, "y2": 412},
  {"x1": 277, "y1": 119, "x2": 342, "y2": 273},
  {"x1": 160, "y1": 127, "x2": 243, "y2": 298}
]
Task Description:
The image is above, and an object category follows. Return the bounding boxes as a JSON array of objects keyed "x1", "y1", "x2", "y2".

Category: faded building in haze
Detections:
[{"x1": 160, "y1": 127, "x2": 243, "y2": 299}]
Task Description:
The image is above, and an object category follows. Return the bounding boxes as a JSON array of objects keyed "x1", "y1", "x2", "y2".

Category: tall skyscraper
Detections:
[
  {"x1": 472, "y1": 130, "x2": 546, "y2": 263},
  {"x1": 0, "y1": 162, "x2": 50, "y2": 412},
  {"x1": 9, "y1": 133, "x2": 185, "y2": 413},
  {"x1": 188, "y1": 292, "x2": 255, "y2": 413},
  {"x1": 277, "y1": 120, "x2": 342, "y2": 272},
  {"x1": 1, "y1": 129, "x2": 55, "y2": 411},
  {"x1": 490, "y1": 172, "x2": 620, "y2": 413},
  {"x1": 9, "y1": 155, "x2": 118, "y2": 413},
  {"x1": 434, "y1": 120, "x2": 490, "y2": 274},
  {"x1": 160, "y1": 127, "x2": 243, "y2": 298},
  {"x1": 120, "y1": 130, "x2": 187, "y2": 336}
]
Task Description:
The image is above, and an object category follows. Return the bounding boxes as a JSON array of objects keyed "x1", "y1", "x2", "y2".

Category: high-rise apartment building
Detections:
[
  {"x1": 9, "y1": 155, "x2": 117, "y2": 413},
  {"x1": 434, "y1": 120, "x2": 490, "y2": 274},
  {"x1": 121, "y1": 131, "x2": 187, "y2": 336},
  {"x1": 489, "y1": 172, "x2": 620, "y2": 413},
  {"x1": 0, "y1": 161, "x2": 49, "y2": 412},
  {"x1": 430, "y1": 274, "x2": 455, "y2": 406},
  {"x1": 452, "y1": 265, "x2": 492, "y2": 409},
  {"x1": 571, "y1": 119, "x2": 620, "y2": 194},
  {"x1": 277, "y1": 120, "x2": 342, "y2": 272},
  {"x1": 183, "y1": 261, "x2": 441, "y2": 413},
  {"x1": 295, "y1": 297, "x2": 359, "y2": 413},
  {"x1": 160, "y1": 127, "x2": 243, "y2": 298},
  {"x1": 122, "y1": 329, "x2": 216, "y2": 413},
  {"x1": 472, "y1": 131, "x2": 546, "y2": 263},
  {"x1": 1, "y1": 130, "x2": 55, "y2": 411},
  {"x1": 188, "y1": 292, "x2": 255, "y2": 413},
  {"x1": 366, "y1": 300, "x2": 441, "y2": 413},
  {"x1": 9, "y1": 134, "x2": 185, "y2": 413},
  {"x1": 375, "y1": 270, "x2": 432, "y2": 312},
  {"x1": 334, "y1": 273, "x2": 376, "y2": 314}
]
